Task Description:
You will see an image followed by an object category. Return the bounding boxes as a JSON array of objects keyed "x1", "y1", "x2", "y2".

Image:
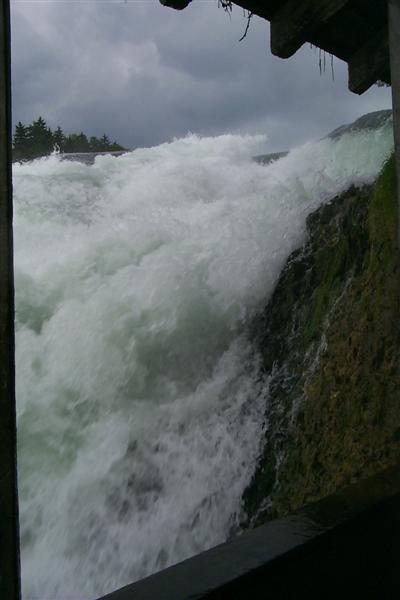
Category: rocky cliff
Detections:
[{"x1": 243, "y1": 154, "x2": 400, "y2": 526}]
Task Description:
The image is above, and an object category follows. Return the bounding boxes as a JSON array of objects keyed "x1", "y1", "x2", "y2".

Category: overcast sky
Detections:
[{"x1": 11, "y1": 0, "x2": 392, "y2": 152}]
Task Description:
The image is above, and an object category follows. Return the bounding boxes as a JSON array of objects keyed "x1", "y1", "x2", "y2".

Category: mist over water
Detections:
[{"x1": 15, "y1": 126, "x2": 393, "y2": 599}]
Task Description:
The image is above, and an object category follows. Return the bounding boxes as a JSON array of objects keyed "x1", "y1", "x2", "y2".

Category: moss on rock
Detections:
[{"x1": 243, "y1": 155, "x2": 400, "y2": 526}]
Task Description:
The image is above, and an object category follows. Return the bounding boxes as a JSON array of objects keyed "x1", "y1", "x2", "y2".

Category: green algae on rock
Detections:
[{"x1": 244, "y1": 154, "x2": 400, "y2": 527}]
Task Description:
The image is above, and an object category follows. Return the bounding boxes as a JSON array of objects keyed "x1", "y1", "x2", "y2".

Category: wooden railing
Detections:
[
  {"x1": 100, "y1": 465, "x2": 400, "y2": 600},
  {"x1": 0, "y1": 2, "x2": 20, "y2": 600}
]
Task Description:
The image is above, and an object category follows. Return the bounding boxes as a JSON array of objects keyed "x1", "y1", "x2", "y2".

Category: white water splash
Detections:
[{"x1": 15, "y1": 124, "x2": 393, "y2": 599}]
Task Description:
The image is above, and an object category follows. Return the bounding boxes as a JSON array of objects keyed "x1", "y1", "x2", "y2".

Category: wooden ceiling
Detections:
[{"x1": 159, "y1": 0, "x2": 390, "y2": 94}]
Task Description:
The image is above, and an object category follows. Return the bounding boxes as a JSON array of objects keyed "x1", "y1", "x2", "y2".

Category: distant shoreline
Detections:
[{"x1": 13, "y1": 149, "x2": 130, "y2": 165}]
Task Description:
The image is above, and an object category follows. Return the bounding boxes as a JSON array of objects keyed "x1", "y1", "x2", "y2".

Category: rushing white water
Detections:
[{"x1": 15, "y1": 122, "x2": 393, "y2": 600}]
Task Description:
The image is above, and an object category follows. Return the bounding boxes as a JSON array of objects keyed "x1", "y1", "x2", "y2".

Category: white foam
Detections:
[{"x1": 15, "y1": 126, "x2": 393, "y2": 599}]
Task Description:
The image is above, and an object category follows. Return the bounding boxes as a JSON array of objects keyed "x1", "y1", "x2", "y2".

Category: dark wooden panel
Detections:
[
  {"x1": 100, "y1": 465, "x2": 400, "y2": 600},
  {"x1": 0, "y1": 1, "x2": 20, "y2": 600},
  {"x1": 269, "y1": 0, "x2": 349, "y2": 58},
  {"x1": 348, "y1": 27, "x2": 389, "y2": 93},
  {"x1": 223, "y1": 0, "x2": 282, "y2": 20},
  {"x1": 389, "y1": 0, "x2": 400, "y2": 250},
  {"x1": 158, "y1": 0, "x2": 391, "y2": 94},
  {"x1": 307, "y1": 3, "x2": 386, "y2": 61},
  {"x1": 159, "y1": 0, "x2": 192, "y2": 9}
]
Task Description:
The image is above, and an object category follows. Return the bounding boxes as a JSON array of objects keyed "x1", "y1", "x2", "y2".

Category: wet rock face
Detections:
[
  {"x1": 327, "y1": 109, "x2": 392, "y2": 140},
  {"x1": 243, "y1": 155, "x2": 400, "y2": 527}
]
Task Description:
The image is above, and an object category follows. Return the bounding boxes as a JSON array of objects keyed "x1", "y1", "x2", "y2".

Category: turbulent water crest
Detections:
[{"x1": 15, "y1": 125, "x2": 393, "y2": 599}]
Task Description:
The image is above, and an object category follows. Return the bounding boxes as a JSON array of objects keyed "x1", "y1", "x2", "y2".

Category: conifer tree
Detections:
[
  {"x1": 12, "y1": 118, "x2": 126, "y2": 160},
  {"x1": 13, "y1": 121, "x2": 29, "y2": 161},
  {"x1": 89, "y1": 136, "x2": 101, "y2": 151},
  {"x1": 27, "y1": 117, "x2": 53, "y2": 157},
  {"x1": 53, "y1": 126, "x2": 66, "y2": 152},
  {"x1": 100, "y1": 134, "x2": 110, "y2": 151},
  {"x1": 64, "y1": 132, "x2": 90, "y2": 153},
  {"x1": 76, "y1": 132, "x2": 90, "y2": 152}
]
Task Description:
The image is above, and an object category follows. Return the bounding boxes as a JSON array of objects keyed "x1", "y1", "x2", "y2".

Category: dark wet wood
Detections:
[
  {"x1": 100, "y1": 464, "x2": 400, "y2": 600},
  {"x1": 0, "y1": 2, "x2": 20, "y2": 600},
  {"x1": 389, "y1": 0, "x2": 400, "y2": 250},
  {"x1": 270, "y1": 0, "x2": 349, "y2": 58},
  {"x1": 159, "y1": 0, "x2": 390, "y2": 93},
  {"x1": 348, "y1": 26, "x2": 389, "y2": 94},
  {"x1": 159, "y1": 0, "x2": 191, "y2": 10}
]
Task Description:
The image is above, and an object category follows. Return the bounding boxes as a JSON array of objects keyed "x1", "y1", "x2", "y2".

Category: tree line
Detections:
[{"x1": 13, "y1": 117, "x2": 127, "y2": 161}]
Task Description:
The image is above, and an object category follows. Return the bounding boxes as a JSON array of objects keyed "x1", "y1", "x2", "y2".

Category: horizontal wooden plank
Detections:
[
  {"x1": 271, "y1": 0, "x2": 350, "y2": 58},
  {"x1": 100, "y1": 465, "x2": 400, "y2": 600},
  {"x1": 221, "y1": 0, "x2": 281, "y2": 21},
  {"x1": 159, "y1": 0, "x2": 281, "y2": 20},
  {"x1": 348, "y1": 26, "x2": 389, "y2": 94},
  {"x1": 159, "y1": 0, "x2": 192, "y2": 10}
]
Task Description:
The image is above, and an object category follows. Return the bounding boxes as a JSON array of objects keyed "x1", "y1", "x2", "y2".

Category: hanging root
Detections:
[
  {"x1": 218, "y1": 2, "x2": 253, "y2": 42},
  {"x1": 313, "y1": 45, "x2": 335, "y2": 81},
  {"x1": 239, "y1": 12, "x2": 253, "y2": 42},
  {"x1": 218, "y1": 0, "x2": 233, "y2": 13}
]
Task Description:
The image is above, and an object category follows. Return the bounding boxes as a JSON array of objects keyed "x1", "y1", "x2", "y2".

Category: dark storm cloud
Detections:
[{"x1": 11, "y1": 0, "x2": 392, "y2": 151}]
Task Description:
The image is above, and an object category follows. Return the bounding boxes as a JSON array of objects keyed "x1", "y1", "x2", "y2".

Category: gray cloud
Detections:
[{"x1": 11, "y1": 0, "x2": 392, "y2": 151}]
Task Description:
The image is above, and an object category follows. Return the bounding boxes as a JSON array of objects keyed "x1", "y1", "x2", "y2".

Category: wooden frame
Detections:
[
  {"x1": 389, "y1": 0, "x2": 400, "y2": 247},
  {"x1": 0, "y1": 1, "x2": 20, "y2": 599}
]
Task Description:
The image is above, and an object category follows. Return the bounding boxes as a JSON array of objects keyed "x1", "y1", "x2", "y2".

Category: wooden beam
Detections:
[
  {"x1": 348, "y1": 27, "x2": 389, "y2": 94},
  {"x1": 159, "y1": 0, "x2": 192, "y2": 10},
  {"x1": 270, "y1": 0, "x2": 349, "y2": 58},
  {"x1": 159, "y1": 0, "x2": 279, "y2": 20},
  {"x1": 0, "y1": 2, "x2": 20, "y2": 600},
  {"x1": 388, "y1": 0, "x2": 400, "y2": 250},
  {"x1": 222, "y1": 0, "x2": 280, "y2": 22}
]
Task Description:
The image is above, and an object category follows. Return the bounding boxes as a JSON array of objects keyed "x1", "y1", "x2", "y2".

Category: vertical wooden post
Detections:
[
  {"x1": 0, "y1": 1, "x2": 20, "y2": 599},
  {"x1": 389, "y1": 0, "x2": 400, "y2": 247}
]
